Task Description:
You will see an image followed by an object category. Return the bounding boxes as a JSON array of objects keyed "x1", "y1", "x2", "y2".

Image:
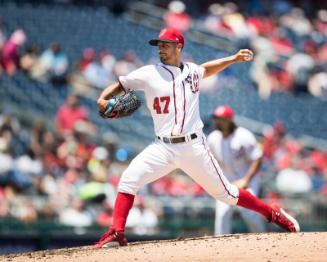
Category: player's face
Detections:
[
  {"x1": 157, "y1": 41, "x2": 180, "y2": 64},
  {"x1": 214, "y1": 118, "x2": 231, "y2": 132}
]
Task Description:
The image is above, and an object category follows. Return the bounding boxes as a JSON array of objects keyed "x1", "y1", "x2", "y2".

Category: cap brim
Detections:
[
  {"x1": 148, "y1": 39, "x2": 178, "y2": 46},
  {"x1": 212, "y1": 114, "x2": 232, "y2": 120}
]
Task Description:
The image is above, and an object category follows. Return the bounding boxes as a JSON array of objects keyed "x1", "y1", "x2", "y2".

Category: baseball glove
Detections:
[{"x1": 100, "y1": 91, "x2": 141, "y2": 119}]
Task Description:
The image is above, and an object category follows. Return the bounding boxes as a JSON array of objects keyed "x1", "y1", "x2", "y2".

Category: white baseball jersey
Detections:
[
  {"x1": 117, "y1": 62, "x2": 240, "y2": 206},
  {"x1": 207, "y1": 127, "x2": 263, "y2": 182},
  {"x1": 119, "y1": 62, "x2": 205, "y2": 137},
  {"x1": 207, "y1": 127, "x2": 264, "y2": 235}
]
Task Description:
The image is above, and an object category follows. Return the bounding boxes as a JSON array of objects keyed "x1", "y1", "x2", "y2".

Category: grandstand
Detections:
[{"x1": 1, "y1": 2, "x2": 326, "y2": 146}]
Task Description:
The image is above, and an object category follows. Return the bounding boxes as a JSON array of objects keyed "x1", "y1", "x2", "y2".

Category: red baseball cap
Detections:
[
  {"x1": 213, "y1": 105, "x2": 234, "y2": 120},
  {"x1": 149, "y1": 28, "x2": 184, "y2": 47}
]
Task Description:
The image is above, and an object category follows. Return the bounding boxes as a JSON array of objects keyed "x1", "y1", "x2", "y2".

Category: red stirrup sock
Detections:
[
  {"x1": 237, "y1": 189, "x2": 273, "y2": 220},
  {"x1": 112, "y1": 192, "x2": 135, "y2": 232}
]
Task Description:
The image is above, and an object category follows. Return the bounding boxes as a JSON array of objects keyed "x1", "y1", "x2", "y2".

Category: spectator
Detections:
[
  {"x1": 39, "y1": 172, "x2": 58, "y2": 196},
  {"x1": 314, "y1": 9, "x2": 327, "y2": 36},
  {"x1": 0, "y1": 113, "x2": 23, "y2": 159},
  {"x1": 246, "y1": 14, "x2": 276, "y2": 37},
  {"x1": 56, "y1": 94, "x2": 89, "y2": 136},
  {"x1": 0, "y1": 29, "x2": 26, "y2": 76},
  {"x1": 203, "y1": 4, "x2": 226, "y2": 35},
  {"x1": 250, "y1": 33, "x2": 277, "y2": 98},
  {"x1": 9, "y1": 148, "x2": 43, "y2": 190},
  {"x1": 16, "y1": 148, "x2": 42, "y2": 175},
  {"x1": 42, "y1": 131, "x2": 64, "y2": 176},
  {"x1": 286, "y1": 51, "x2": 315, "y2": 93},
  {"x1": 68, "y1": 48, "x2": 96, "y2": 97},
  {"x1": 279, "y1": 8, "x2": 312, "y2": 41},
  {"x1": 11, "y1": 198, "x2": 38, "y2": 223},
  {"x1": 100, "y1": 51, "x2": 116, "y2": 76},
  {"x1": 222, "y1": 2, "x2": 252, "y2": 39},
  {"x1": 29, "y1": 121, "x2": 47, "y2": 157},
  {"x1": 262, "y1": 121, "x2": 286, "y2": 161},
  {"x1": 83, "y1": 55, "x2": 112, "y2": 89},
  {"x1": 19, "y1": 44, "x2": 40, "y2": 74},
  {"x1": 149, "y1": 176, "x2": 171, "y2": 196},
  {"x1": 30, "y1": 42, "x2": 68, "y2": 84},
  {"x1": 126, "y1": 196, "x2": 159, "y2": 235},
  {"x1": 308, "y1": 70, "x2": 327, "y2": 100},
  {"x1": 167, "y1": 173, "x2": 193, "y2": 196},
  {"x1": 69, "y1": 49, "x2": 116, "y2": 97},
  {"x1": 79, "y1": 48, "x2": 96, "y2": 72},
  {"x1": 164, "y1": 1, "x2": 191, "y2": 32},
  {"x1": 0, "y1": 138, "x2": 13, "y2": 179},
  {"x1": 87, "y1": 146, "x2": 110, "y2": 182},
  {"x1": 114, "y1": 50, "x2": 142, "y2": 76},
  {"x1": 0, "y1": 198, "x2": 10, "y2": 218},
  {"x1": 276, "y1": 158, "x2": 313, "y2": 194},
  {"x1": 96, "y1": 200, "x2": 113, "y2": 227},
  {"x1": 0, "y1": 112, "x2": 21, "y2": 183},
  {"x1": 38, "y1": 202, "x2": 57, "y2": 219},
  {"x1": 309, "y1": 150, "x2": 327, "y2": 177},
  {"x1": 59, "y1": 197, "x2": 93, "y2": 227}
]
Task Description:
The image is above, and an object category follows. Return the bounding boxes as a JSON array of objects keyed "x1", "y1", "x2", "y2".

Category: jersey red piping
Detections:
[
  {"x1": 160, "y1": 65, "x2": 177, "y2": 135},
  {"x1": 180, "y1": 81, "x2": 186, "y2": 134}
]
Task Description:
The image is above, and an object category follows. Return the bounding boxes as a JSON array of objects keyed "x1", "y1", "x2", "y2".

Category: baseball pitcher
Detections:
[{"x1": 94, "y1": 28, "x2": 300, "y2": 248}]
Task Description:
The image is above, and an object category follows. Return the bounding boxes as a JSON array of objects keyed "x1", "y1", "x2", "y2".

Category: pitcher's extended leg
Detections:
[{"x1": 94, "y1": 141, "x2": 176, "y2": 248}]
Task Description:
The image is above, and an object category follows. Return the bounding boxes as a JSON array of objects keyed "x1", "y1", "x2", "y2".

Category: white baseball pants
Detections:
[{"x1": 118, "y1": 131, "x2": 239, "y2": 205}]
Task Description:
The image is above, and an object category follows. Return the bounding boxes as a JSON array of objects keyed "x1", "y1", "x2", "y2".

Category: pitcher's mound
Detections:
[{"x1": 3, "y1": 232, "x2": 327, "y2": 262}]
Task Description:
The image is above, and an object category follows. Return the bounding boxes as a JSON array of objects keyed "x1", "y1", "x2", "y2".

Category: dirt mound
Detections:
[{"x1": 2, "y1": 232, "x2": 326, "y2": 262}]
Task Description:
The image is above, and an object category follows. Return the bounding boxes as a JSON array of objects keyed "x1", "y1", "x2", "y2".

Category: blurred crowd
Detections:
[
  {"x1": 0, "y1": 15, "x2": 143, "y2": 98},
  {"x1": 0, "y1": 0, "x2": 326, "y2": 231},
  {"x1": 0, "y1": 0, "x2": 326, "y2": 100},
  {"x1": 0, "y1": 101, "x2": 326, "y2": 228},
  {"x1": 68, "y1": 48, "x2": 142, "y2": 98},
  {"x1": 262, "y1": 122, "x2": 327, "y2": 195},
  {"x1": 0, "y1": 102, "x2": 162, "y2": 233},
  {"x1": 163, "y1": 0, "x2": 327, "y2": 99}
]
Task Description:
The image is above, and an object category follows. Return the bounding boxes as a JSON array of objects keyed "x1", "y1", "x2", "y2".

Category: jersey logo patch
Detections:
[
  {"x1": 233, "y1": 146, "x2": 247, "y2": 159},
  {"x1": 185, "y1": 72, "x2": 199, "y2": 93}
]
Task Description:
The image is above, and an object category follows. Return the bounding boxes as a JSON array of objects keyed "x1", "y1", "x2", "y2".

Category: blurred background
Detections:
[{"x1": 0, "y1": 0, "x2": 326, "y2": 255}]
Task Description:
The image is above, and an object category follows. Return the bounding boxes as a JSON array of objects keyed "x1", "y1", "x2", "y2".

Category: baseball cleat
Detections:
[
  {"x1": 270, "y1": 204, "x2": 300, "y2": 232},
  {"x1": 93, "y1": 228, "x2": 128, "y2": 248}
]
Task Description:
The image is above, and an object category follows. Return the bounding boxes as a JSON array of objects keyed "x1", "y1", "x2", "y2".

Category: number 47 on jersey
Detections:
[{"x1": 153, "y1": 96, "x2": 170, "y2": 114}]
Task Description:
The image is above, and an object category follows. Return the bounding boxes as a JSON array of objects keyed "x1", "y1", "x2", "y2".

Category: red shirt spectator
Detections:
[
  {"x1": 1, "y1": 29, "x2": 26, "y2": 75},
  {"x1": 97, "y1": 210, "x2": 113, "y2": 227},
  {"x1": 262, "y1": 122, "x2": 285, "y2": 160},
  {"x1": 164, "y1": 1, "x2": 191, "y2": 32},
  {"x1": 310, "y1": 150, "x2": 327, "y2": 174},
  {"x1": 56, "y1": 94, "x2": 88, "y2": 135},
  {"x1": 270, "y1": 36, "x2": 293, "y2": 56},
  {"x1": 247, "y1": 16, "x2": 276, "y2": 36},
  {"x1": 79, "y1": 48, "x2": 95, "y2": 72}
]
